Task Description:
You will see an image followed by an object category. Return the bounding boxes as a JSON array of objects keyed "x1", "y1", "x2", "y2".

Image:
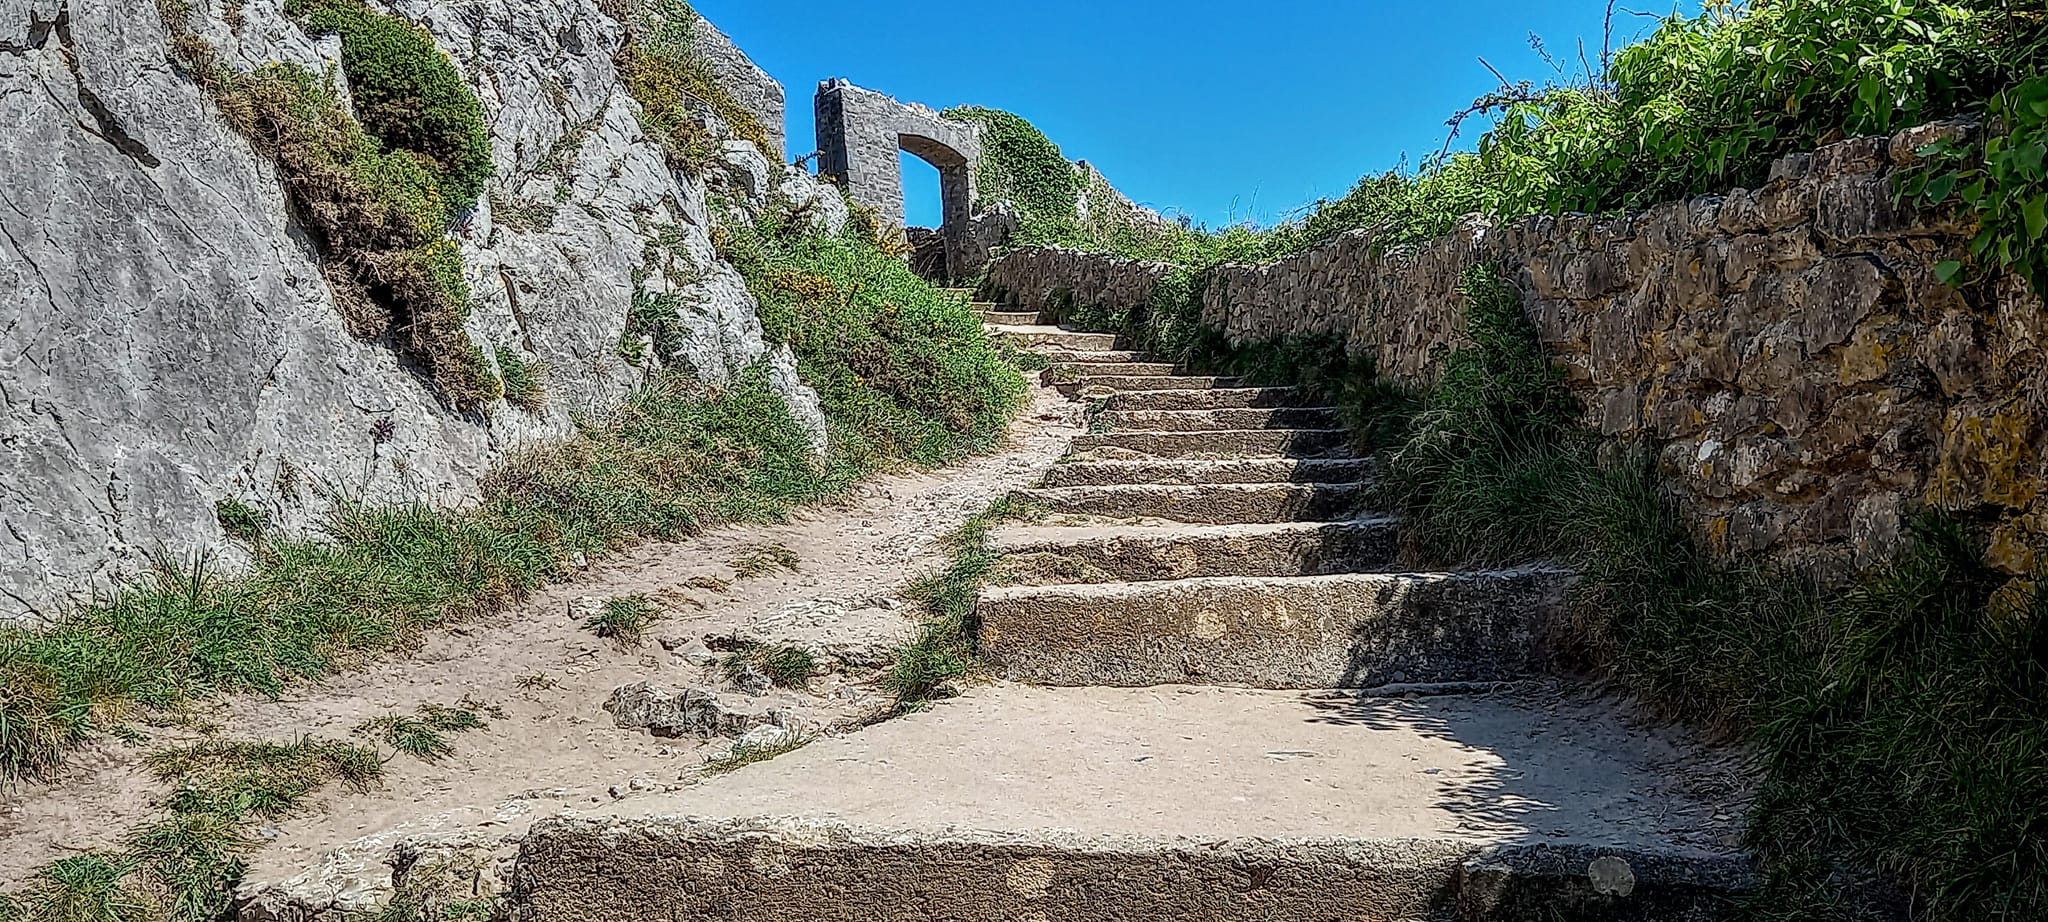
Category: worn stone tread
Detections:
[
  {"x1": 1068, "y1": 428, "x2": 1352, "y2": 460},
  {"x1": 981, "y1": 310, "x2": 1043, "y2": 325},
  {"x1": 995, "y1": 325, "x2": 1120, "y2": 351},
  {"x1": 1104, "y1": 386, "x2": 1306, "y2": 410},
  {"x1": 989, "y1": 518, "x2": 1402, "y2": 584},
  {"x1": 1013, "y1": 483, "x2": 1367, "y2": 524},
  {"x1": 979, "y1": 569, "x2": 1570, "y2": 688},
  {"x1": 1104, "y1": 407, "x2": 1340, "y2": 432},
  {"x1": 1034, "y1": 348, "x2": 1147, "y2": 364},
  {"x1": 1070, "y1": 374, "x2": 1240, "y2": 392},
  {"x1": 1038, "y1": 457, "x2": 1373, "y2": 488},
  {"x1": 516, "y1": 684, "x2": 1753, "y2": 922}
]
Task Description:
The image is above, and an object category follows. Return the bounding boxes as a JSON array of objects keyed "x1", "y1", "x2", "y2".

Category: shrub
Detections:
[
  {"x1": 290, "y1": 0, "x2": 494, "y2": 213},
  {"x1": 722, "y1": 208, "x2": 1027, "y2": 471}
]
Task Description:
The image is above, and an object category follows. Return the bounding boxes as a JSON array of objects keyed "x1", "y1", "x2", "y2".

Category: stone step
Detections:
[
  {"x1": 1068, "y1": 428, "x2": 1351, "y2": 460},
  {"x1": 981, "y1": 310, "x2": 1042, "y2": 325},
  {"x1": 1048, "y1": 362, "x2": 1179, "y2": 380},
  {"x1": 1013, "y1": 483, "x2": 1366, "y2": 525},
  {"x1": 516, "y1": 684, "x2": 1754, "y2": 922},
  {"x1": 990, "y1": 519, "x2": 1402, "y2": 585},
  {"x1": 1103, "y1": 407, "x2": 1339, "y2": 433},
  {"x1": 1105, "y1": 386, "x2": 1306, "y2": 411},
  {"x1": 1071, "y1": 375, "x2": 1239, "y2": 392},
  {"x1": 979, "y1": 569, "x2": 1568, "y2": 689},
  {"x1": 1038, "y1": 457, "x2": 1374, "y2": 488},
  {"x1": 1035, "y1": 348, "x2": 1148, "y2": 364},
  {"x1": 996, "y1": 325, "x2": 1119, "y2": 351}
]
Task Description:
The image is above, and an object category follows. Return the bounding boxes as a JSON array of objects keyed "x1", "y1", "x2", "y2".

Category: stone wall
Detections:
[
  {"x1": 687, "y1": 10, "x2": 784, "y2": 157},
  {"x1": 984, "y1": 124, "x2": 2048, "y2": 573},
  {"x1": 0, "y1": 0, "x2": 834, "y2": 622}
]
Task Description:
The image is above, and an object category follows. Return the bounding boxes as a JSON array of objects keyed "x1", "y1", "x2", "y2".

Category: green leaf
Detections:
[
  {"x1": 1924, "y1": 173, "x2": 1957, "y2": 204},
  {"x1": 1935, "y1": 261, "x2": 1963, "y2": 285},
  {"x1": 2026, "y1": 195, "x2": 2048, "y2": 241}
]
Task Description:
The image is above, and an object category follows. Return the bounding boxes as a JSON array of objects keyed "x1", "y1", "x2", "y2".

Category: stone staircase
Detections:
[{"x1": 511, "y1": 298, "x2": 1757, "y2": 921}]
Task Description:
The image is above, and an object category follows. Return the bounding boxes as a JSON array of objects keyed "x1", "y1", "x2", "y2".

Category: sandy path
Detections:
[{"x1": 0, "y1": 387, "x2": 1081, "y2": 892}]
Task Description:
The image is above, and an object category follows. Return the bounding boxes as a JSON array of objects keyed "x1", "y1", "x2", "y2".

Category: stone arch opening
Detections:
[{"x1": 815, "y1": 80, "x2": 985, "y2": 279}]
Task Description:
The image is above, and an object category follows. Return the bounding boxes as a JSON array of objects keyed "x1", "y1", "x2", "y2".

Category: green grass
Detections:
[
  {"x1": 699, "y1": 730, "x2": 813, "y2": 775},
  {"x1": 729, "y1": 544, "x2": 800, "y2": 579},
  {"x1": 354, "y1": 700, "x2": 496, "y2": 762},
  {"x1": 0, "y1": 737, "x2": 384, "y2": 922},
  {"x1": 213, "y1": 499, "x2": 267, "y2": 544},
  {"x1": 614, "y1": 0, "x2": 780, "y2": 168},
  {"x1": 718, "y1": 643, "x2": 816, "y2": 690},
  {"x1": 882, "y1": 495, "x2": 1035, "y2": 708},
  {"x1": 721, "y1": 207, "x2": 1028, "y2": 473},
  {"x1": 582, "y1": 595, "x2": 658, "y2": 648},
  {"x1": 494, "y1": 347, "x2": 547, "y2": 414}
]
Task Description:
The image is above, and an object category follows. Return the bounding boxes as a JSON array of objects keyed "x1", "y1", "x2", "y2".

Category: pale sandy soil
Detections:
[{"x1": 0, "y1": 387, "x2": 1082, "y2": 891}]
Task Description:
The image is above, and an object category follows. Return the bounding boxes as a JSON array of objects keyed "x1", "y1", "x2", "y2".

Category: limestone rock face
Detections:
[{"x1": 0, "y1": 0, "x2": 830, "y2": 622}]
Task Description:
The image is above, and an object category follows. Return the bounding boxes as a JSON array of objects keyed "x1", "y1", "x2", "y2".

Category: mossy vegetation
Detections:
[{"x1": 158, "y1": 2, "x2": 500, "y2": 410}]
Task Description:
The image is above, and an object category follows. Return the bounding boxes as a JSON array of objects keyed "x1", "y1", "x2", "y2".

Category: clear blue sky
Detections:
[{"x1": 694, "y1": 0, "x2": 1697, "y2": 229}]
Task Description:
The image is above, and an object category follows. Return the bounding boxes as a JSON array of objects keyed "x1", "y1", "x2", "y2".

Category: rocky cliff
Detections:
[{"x1": 0, "y1": 0, "x2": 842, "y2": 622}]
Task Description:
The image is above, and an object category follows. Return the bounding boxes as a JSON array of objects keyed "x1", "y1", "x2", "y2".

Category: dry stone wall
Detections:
[{"x1": 985, "y1": 124, "x2": 2048, "y2": 573}]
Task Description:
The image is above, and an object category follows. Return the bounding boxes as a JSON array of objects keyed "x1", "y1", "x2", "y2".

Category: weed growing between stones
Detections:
[
  {"x1": 583, "y1": 596, "x2": 659, "y2": 649},
  {"x1": 354, "y1": 700, "x2": 499, "y2": 763},
  {"x1": 718, "y1": 644, "x2": 816, "y2": 690},
  {"x1": 158, "y1": 4, "x2": 500, "y2": 410},
  {"x1": 884, "y1": 495, "x2": 1036, "y2": 709}
]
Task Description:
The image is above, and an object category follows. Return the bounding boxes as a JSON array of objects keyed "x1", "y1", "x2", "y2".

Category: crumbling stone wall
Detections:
[
  {"x1": 984, "y1": 124, "x2": 2048, "y2": 572},
  {"x1": 687, "y1": 12, "x2": 784, "y2": 156},
  {"x1": 815, "y1": 79, "x2": 982, "y2": 271}
]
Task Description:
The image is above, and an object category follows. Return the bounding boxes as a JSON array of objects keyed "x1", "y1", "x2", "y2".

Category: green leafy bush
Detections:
[
  {"x1": 722, "y1": 210, "x2": 1027, "y2": 471},
  {"x1": 291, "y1": 0, "x2": 494, "y2": 214},
  {"x1": 161, "y1": 6, "x2": 500, "y2": 409},
  {"x1": 1906, "y1": 75, "x2": 2048, "y2": 296}
]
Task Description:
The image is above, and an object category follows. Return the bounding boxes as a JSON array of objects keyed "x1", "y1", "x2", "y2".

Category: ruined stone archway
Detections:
[{"x1": 815, "y1": 80, "x2": 983, "y2": 277}]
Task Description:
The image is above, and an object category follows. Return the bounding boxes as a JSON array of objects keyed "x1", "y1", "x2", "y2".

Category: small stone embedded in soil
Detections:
[{"x1": 604, "y1": 682, "x2": 787, "y2": 738}]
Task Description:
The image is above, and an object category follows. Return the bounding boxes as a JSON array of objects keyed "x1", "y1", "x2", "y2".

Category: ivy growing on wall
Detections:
[{"x1": 940, "y1": 106, "x2": 1082, "y2": 244}]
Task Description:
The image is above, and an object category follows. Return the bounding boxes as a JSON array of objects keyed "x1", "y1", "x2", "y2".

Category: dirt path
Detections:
[{"x1": 0, "y1": 386, "x2": 1082, "y2": 896}]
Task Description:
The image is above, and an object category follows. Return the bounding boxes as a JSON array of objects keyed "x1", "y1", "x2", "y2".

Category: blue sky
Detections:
[{"x1": 693, "y1": 1, "x2": 1698, "y2": 229}]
